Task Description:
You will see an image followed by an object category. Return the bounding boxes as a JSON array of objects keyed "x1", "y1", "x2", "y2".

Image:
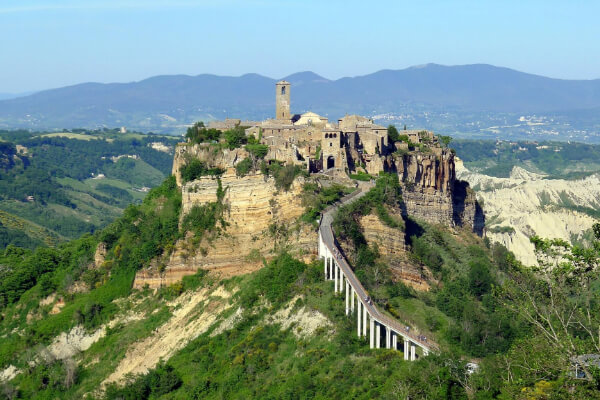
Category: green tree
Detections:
[
  {"x1": 185, "y1": 122, "x2": 222, "y2": 144},
  {"x1": 439, "y1": 135, "x2": 453, "y2": 148},
  {"x1": 235, "y1": 158, "x2": 253, "y2": 177},
  {"x1": 387, "y1": 125, "x2": 400, "y2": 142},
  {"x1": 224, "y1": 127, "x2": 247, "y2": 149},
  {"x1": 499, "y1": 222, "x2": 600, "y2": 380}
]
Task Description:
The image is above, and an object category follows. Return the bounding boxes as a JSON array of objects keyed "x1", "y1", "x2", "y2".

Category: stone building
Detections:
[
  {"x1": 275, "y1": 80, "x2": 291, "y2": 122},
  {"x1": 209, "y1": 81, "x2": 442, "y2": 179}
]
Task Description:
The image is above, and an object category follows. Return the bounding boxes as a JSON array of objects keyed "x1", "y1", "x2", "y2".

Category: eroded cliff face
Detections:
[
  {"x1": 172, "y1": 143, "x2": 249, "y2": 186},
  {"x1": 393, "y1": 151, "x2": 483, "y2": 234},
  {"x1": 458, "y1": 165, "x2": 600, "y2": 266},
  {"x1": 356, "y1": 212, "x2": 430, "y2": 290},
  {"x1": 151, "y1": 142, "x2": 481, "y2": 290},
  {"x1": 359, "y1": 214, "x2": 406, "y2": 256},
  {"x1": 134, "y1": 171, "x2": 316, "y2": 289},
  {"x1": 397, "y1": 151, "x2": 455, "y2": 194}
]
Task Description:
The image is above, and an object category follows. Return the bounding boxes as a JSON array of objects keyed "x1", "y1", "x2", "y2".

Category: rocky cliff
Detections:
[
  {"x1": 359, "y1": 213, "x2": 406, "y2": 256},
  {"x1": 393, "y1": 150, "x2": 484, "y2": 234},
  {"x1": 172, "y1": 143, "x2": 249, "y2": 186},
  {"x1": 358, "y1": 213, "x2": 429, "y2": 290},
  {"x1": 147, "y1": 142, "x2": 482, "y2": 290},
  {"x1": 133, "y1": 170, "x2": 316, "y2": 289}
]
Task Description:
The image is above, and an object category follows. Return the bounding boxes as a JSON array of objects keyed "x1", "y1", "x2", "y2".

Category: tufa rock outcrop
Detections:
[
  {"x1": 133, "y1": 171, "x2": 316, "y2": 289},
  {"x1": 393, "y1": 150, "x2": 484, "y2": 234}
]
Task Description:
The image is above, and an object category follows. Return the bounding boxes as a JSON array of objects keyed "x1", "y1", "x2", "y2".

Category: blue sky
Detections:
[{"x1": 0, "y1": 0, "x2": 598, "y2": 92}]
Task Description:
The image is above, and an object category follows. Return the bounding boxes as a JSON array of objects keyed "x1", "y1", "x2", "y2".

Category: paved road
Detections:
[{"x1": 319, "y1": 186, "x2": 438, "y2": 353}]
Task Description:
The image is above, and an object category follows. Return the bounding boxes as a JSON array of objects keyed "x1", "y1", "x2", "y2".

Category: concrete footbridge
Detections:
[{"x1": 318, "y1": 187, "x2": 439, "y2": 360}]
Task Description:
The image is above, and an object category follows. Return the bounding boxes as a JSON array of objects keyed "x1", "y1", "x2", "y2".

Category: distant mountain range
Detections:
[
  {"x1": 0, "y1": 64, "x2": 599, "y2": 135},
  {"x1": 0, "y1": 91, "x2": 36, "y2": 101}
]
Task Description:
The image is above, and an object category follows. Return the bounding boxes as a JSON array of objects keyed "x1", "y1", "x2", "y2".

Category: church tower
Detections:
[{"x1": 275, "y1": 80, "x2": 291, "y2": 122}]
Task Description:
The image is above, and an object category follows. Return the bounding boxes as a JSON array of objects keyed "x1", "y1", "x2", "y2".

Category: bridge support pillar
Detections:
[
  {"x1": 410, "y1": 343, "x2": 416, "y2": 361},
  {"x1": 318, "y1": 232, "x2": 322, "y2": 259},
  {"x1": 345, "y1": 280, "x2": 349, "y2": 315},
  {"x1": 362, "y1": 303, "x2": 367, "y2": 337},
  {"x1": 357, "y1": 301, "x2": 361, "y2": 337},
  {"x1": 386, "y1": 326, "x2": 391, "y2": 349},
  {"x1": 370, "y1": 318, "x2": 375, "y2": 348},
  {"x1": 404, "y1": 340, "x2": 409, "y2": 360},
  {"x1": 376, "y1": 323, "x2": 381, "y2": 348},
  {"x1": 334, "y1": 262, "x2": 338, "y2": 292},
  {"x1": 328, "y1": 257, "x2": 332, "y2": 280},
  {"x1": 392, "y1": 332, "x2": 397, "y2": 350},
  {"x1": 423, "y1": 349, "x2": 429, "y2": 357}
]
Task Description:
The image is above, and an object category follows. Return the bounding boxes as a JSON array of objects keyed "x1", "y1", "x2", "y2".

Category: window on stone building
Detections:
[
  {"x1": 281, "y1": 86, "x2": 286, "y2": 95},
  {"x1": 330, "y1": 143, "x2": 332, "y2": 147}
]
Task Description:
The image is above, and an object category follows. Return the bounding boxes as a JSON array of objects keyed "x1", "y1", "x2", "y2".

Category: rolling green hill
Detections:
[
  {"x1": 453, "y1": 139, "x2": 600, "y2": 178},
  {"x1": 0, "y1": 129, "x2": 180, "y2": 248}
]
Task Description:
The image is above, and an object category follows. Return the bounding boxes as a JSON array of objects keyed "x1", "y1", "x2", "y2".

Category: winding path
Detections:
[{"x1": 318, "y1": 186, "x2": 439, "y2": 359}]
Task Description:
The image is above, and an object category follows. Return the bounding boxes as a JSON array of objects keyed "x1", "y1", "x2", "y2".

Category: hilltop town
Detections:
[
  {"x1": 202, "y1": 80, "x2": 446, "y2": 179},
  {"x1": 133, "y1": 81, "x2": 483, "y2": 289}
]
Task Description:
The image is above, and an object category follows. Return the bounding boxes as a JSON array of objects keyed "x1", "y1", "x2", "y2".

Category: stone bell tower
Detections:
[{"x1": 275, "y1": 80, "x2": 291, "y2": 122}]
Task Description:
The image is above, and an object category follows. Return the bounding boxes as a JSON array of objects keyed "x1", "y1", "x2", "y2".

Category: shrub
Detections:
[
  {"x1": 185, "y1": 122, "x2": 221, "y2": 144},
  {"x1": 235, "y1": 158, "x2": 253, "y2": 177},
  {"x1": 180, "y1": 159, "x2": 224, "y2": 183},
  {"x1": 237, "y1": 253, "x2": 306, "y2": 307},
  {"x1": 181, "y1": 202, "x2": 223, "y2": 237},
  {"x1": 245, "y1": 143, "x2": 268, "y2": 160},
  {"x1": 262, "y1": 163, "x2": 304, "y2": 191},
  {"x1": 104, "y1": 362, "x2": 182, "y2": 400},
  {"x1": 301, "y1": 182, "x2": 353, "y2": 223}
]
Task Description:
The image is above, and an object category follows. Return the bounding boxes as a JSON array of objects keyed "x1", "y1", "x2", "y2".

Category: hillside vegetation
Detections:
[
  {"x1": 0, "y1": 129, "x2": 179, "y2": 248},
  {"x1": 0, "y1": 171, "x2": 598, "y2": 399},
  {"x1": 453, "y1": 139, "x2": 600, "y2": 178}
]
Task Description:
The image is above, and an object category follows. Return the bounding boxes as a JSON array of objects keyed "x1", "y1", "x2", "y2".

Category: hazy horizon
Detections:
[
  {"x1": 1, "y1": 0, "x2": 599, "y2": 93},
  {"x1": 2, "y1": 63, "x2": 600, "y2": 97}
]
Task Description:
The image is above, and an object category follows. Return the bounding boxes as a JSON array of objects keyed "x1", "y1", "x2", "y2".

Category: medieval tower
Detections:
[{"x1": 275, "y1": 80, "x2": 291, "y2": 121}]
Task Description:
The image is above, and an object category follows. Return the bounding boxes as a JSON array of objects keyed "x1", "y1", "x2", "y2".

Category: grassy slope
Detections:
[{"x1": 5, "y1": 251, "x2": 464, "y2": 400}]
